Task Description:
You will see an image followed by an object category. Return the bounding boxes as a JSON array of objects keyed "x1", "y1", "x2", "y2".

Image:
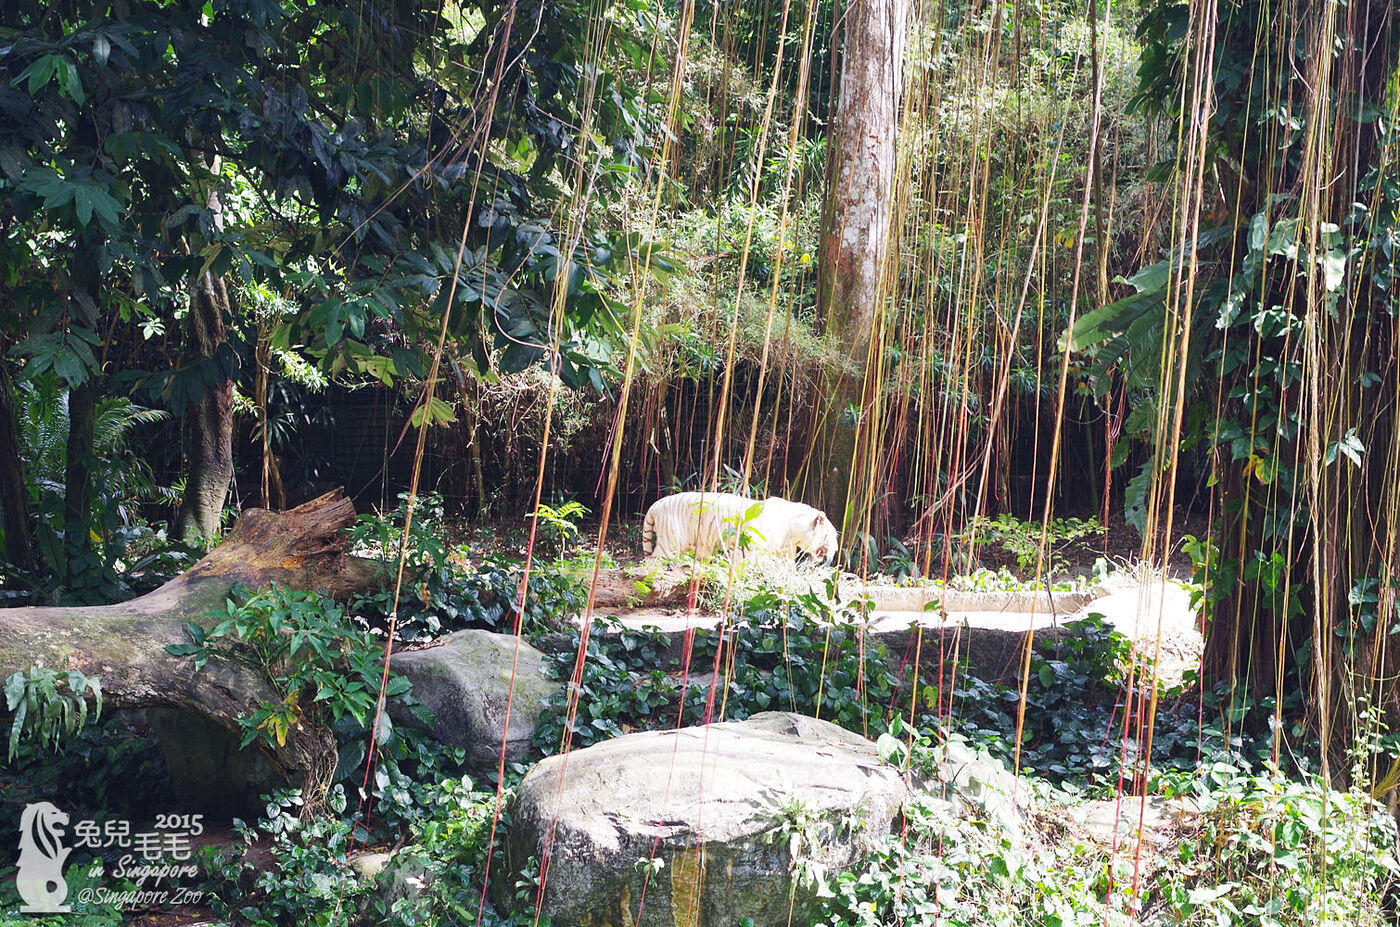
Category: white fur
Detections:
[{"x1": 642, "y1": 492, "x2": 839, "y2": 564}]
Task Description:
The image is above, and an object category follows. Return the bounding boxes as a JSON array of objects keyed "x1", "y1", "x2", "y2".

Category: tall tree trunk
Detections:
[
  {"x1": 62, "y1": 376, "x2": 96, "y2": 582},
  {"x1": 175, "y1": 273, "x2": 236, "y2": 538},
  {"x1": 61, "y1": 236, "x2": 103, "y2": 594},
  {"x1": 817, "y1": 0, "x2": 905, "y2": 354},
  {"x1": 810, "y1": 0, "x2": 906, "y2": 547},
  {"x1": 0, "y1": 359, "x2": 32, "y2": 571}
]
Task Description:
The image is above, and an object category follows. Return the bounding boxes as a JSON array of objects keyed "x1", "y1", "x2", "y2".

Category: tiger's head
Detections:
[{"x1": 795, "y1": 511, "x2": 840, "y2": 565}]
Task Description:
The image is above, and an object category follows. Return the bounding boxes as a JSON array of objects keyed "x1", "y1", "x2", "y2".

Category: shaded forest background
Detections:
[{"x1": 3, "y1": 0, "x2": 1400, "y2": 783}]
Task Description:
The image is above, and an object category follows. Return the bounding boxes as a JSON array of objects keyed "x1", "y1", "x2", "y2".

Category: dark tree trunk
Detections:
[
  {"x1": 0, "y1": 360, "x2": 32, "y2": 570},
  {"x1": 1196, "y1": 0, "x2": 1400, "y2": 782},
  {"x1": 1310, "y1": 0, "x2": 1400, "y2": 781},
  {"x1": 61, "y1": 236, "x2": 103, "y2": 589},
  {"x1": 62, "y1": 373, "x2": 97, "y2": 585},
  {"x1": 175, "y1": 273, "x2": 236, "y2": 540}
]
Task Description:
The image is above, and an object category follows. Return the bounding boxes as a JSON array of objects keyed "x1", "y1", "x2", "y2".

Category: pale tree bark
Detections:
[
  {"x1": 810, "y1": 0, "x2": 907, "y2": 553},
  {"x1": 174, "y1": 273, "x2": 236, "y2": 540},
  {"x1": 817, "y1": 0, "x2": 905, "y2": 353}
]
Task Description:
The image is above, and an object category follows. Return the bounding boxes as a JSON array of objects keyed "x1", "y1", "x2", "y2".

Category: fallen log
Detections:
[{"x1": 0, "y1": 489, "x2": 381, "y2": 785}]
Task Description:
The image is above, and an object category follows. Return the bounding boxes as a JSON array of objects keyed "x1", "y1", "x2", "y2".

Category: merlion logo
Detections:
[{"x1": 16, "y1": 801, "x2": 72, "y2": 913}]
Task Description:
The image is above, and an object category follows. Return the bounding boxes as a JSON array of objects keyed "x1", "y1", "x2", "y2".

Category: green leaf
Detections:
[
  {"x1": 74, "y1": 186, "x2": 93, "y2": 225},
  {"x1": 375, "y1": 710, "x2": 395, "y2": 745},
  {"x1": 3, "y1": 672, "x2": 26, "y2": 711},
  {"x1": 1124, "y1": 458, "x2": 1155, "y2": 534},
  {"x1": 1124, "y1": 258, "x2": 1170, "y2": 294},
  {"x1": 1324, "y1": 429, "x2": 1365, "y2": 467},
  {"x1": 1267, "y1": 217, "x2": 1299, "y2": 258},
  {"x1": 409, "y1": 395, "x2": 456, "y2": 428},
  {"x1": 18, "y1": 54, "x2": 59, "y2": 95},
  {"x1": 9, "y1": 699, "x2": 27, "y2": 760},
  {"x1": 1319, "y1": 249, "x2": 1346, "y2": 292},
  {"x1": 1248, "y1": 211, "x2": 1268, "y2": 251},
  {"x1": 336, "y1": 739, "x2": 368, "y2": 779},
  {"x1": 85, "y1": 185, "x2": 123, "y2": 225},
  {"x1": 58, "y1": 58, "x2": 84, "y2": 103}
]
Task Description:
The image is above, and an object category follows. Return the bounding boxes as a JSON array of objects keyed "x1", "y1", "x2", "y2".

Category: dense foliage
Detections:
[{"x1": 4, "y1": 0, "x2": 1400, "y2": 923}]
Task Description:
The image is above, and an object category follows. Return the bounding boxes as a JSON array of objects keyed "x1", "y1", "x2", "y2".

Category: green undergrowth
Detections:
[
  {"x1": 3, "y1": 504, "x2": 1391, "y2": 927},
  {"x1": 811, "y1": 722, "x2": 1397, "y2": 927},
  {"x1": 1149, "y1": 763, "x2": 1398, "y2": 926},
  {"x1": 196, "y1": 779, "x2": 540, "y2": 927},
  {"x1": 530, "y1": 577, "x2": 1249, "y2": 795},
  {"x1": 348, "y1": 492, "x2": 587, "y2": 642}
]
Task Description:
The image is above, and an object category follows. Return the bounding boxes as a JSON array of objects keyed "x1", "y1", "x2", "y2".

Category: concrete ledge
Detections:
[{"x1": 858, "y1": 585, "x2": 1094, "y2": 615}]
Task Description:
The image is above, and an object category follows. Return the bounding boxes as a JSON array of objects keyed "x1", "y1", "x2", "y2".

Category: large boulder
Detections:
[
  {"x1": 497, "y1": 712, "x2": 912, "y2": 927},
  {"x1": 390, "y1": 630, "x2": 560, "y2": 771}
]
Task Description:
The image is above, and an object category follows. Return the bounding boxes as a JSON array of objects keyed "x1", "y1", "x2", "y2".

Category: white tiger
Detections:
[{"x1": 641, "y1": 491, "x2": 839, "y2": 564}]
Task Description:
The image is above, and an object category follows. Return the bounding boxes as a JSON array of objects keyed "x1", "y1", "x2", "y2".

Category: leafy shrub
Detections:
[
  {"x1": 878, "y1": 536, "x2": 918, "y2": 580},
  {"x1": 819, "y1": 720, "x2": 1138, "y2": 927},
  {"x1": 962, "y1": 513, "x2": 1101, "y2": 575},
  {"x1": 938, "y1": 565, "x2": 1094, "y2": 593},
  {"x1": 685, "y1": 588, "x2": 903, "y2": 737},
  {"x1": 168, "y1": 584, "x2": 471, "y2": 834},
  {"x1": 203, "y1": 779, "x2": 542, "y2": 927},
  {"x1": 533, "y1": 586, "x2": 906, "y2": 754},
  {"x1": 926, "y1": 615, "x2": 1135, "y2": 784},
  {"x1": 532, "y1": 619, "x2": 682, "y2": 753},
  {"x1": 819, "y1": 792, "x2": 1140, "y2": 927},
  {"x1": 170, "y1": 585, "x2": 410, "y2": 752},
  {"x1": 0, "y1": 860, "x2": 130, "y2": 926},
  {"x1": 366, "y1": 776, "x2": 543, "y2": 927},
  {"x1": 1151, "y1": 763, "x2": 1398, "y2": 926},
  {"x1": 528, "y1": 499, "x2": 588, "y2": 557},
  {"x1": 0, "y1": 711, "x2": 171, "y2": 825},
  {"x1": 348, "y1": 492, "x2": 581, "y2": 641},
  {"x1": 9, "y1": 375, "x2": 187, "y2": 605},
  {"x1": 3, "y1": 667, "x2": 103, "y2": 760},
  {"x1": 202, "y1": 786, "x2": 367, "y2": 926}
]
